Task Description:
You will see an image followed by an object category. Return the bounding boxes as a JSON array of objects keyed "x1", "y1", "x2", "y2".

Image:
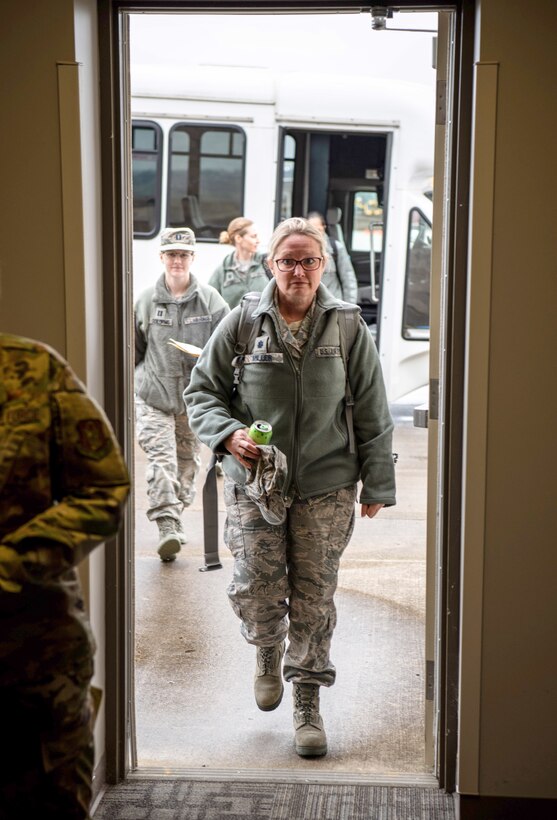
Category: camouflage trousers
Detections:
[
  {"x1": 223, "y1": 479, "x2": 357, "y2": 687},
  {"x1": 0, "y1": 673, "x2": 98, "y2": 819},
  {"x1": 135, "y1": 397, "x2": 201, "y2": 522}
]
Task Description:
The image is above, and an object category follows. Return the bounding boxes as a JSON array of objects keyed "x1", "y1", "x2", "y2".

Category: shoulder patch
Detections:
[{"x1": 76, "y1": 419, "x2": 113, "y2": 460}]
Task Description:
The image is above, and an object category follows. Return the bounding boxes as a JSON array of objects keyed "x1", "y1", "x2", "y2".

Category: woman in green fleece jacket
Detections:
[
  {"x1": 184, "y1": 217, "x2": 395, "y2": 760},
  {"x1": 134, "y1": 227, "x2": 229, "y2": 562}
]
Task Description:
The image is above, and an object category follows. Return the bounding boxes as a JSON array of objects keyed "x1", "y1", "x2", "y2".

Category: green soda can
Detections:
[{"x1": 248, "y1": 420, "x2": 273, "y2": 445}]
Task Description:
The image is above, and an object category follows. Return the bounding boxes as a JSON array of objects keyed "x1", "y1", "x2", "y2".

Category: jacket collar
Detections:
[{"x1": 152, "y1": 272, "x2": 198, "y2": 303}]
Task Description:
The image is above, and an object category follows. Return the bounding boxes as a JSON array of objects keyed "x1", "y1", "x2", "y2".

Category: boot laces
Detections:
[
  {"x1": 294, "y1": 685, "x2": 318, "y2": 720},
  {"x1": 259, "y1": 646, "x2": 276, "y2": 674}
]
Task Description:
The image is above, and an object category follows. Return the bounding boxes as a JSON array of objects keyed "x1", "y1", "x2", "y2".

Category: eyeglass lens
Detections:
[{"x1": 275, "y1": 257, "x2": 321, "y2": 272}]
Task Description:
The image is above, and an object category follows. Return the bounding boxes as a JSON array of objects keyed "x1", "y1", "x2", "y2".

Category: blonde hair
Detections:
[
  {"x1": 267, "y1": 217, "x2": 327, "y2": 260},
  {"x1": 219, "y1": 217, "x2": 254, "y2": 246}
]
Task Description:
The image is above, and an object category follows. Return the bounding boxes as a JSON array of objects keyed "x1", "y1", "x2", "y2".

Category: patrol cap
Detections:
[{"x1": 159, "y1": 227, "x2": 196, "y2": 252}]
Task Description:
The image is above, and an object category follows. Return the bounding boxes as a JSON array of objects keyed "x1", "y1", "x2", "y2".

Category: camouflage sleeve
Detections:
[{"x1": 2, "y1": 357, "x2": 130, "y2": 584}]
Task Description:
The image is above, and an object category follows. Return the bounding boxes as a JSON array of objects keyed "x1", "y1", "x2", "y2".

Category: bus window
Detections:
[
  {"x1": 402, "y1": 208, "x2": 431, "y2": 340},
  {"x1": 167, "y1": 125, "x2": 246, "y2": 240},
  {"x1": 132, "y1": 121, "x2": 162, "y2": 238},
  {"x1": 168, "y1": 129, "x2": 190, "y2": 229},
  {"x1": 351, "y1": 191, "x2": 383, "y2": 252},
  {"x1": 281, "y1": 135, "x2": 296, "y2": 220}
]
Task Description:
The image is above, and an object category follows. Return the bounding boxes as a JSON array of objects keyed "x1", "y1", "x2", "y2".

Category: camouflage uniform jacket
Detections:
[
  {"x1": 0, "y1": 334, "x2": 130, "y2": 683},
  {"x1": 184, "y1": 279, "x2": 396, "y2": 506},
  {"x1": 208, "y1": 251, "x2": 270, "y2": 310},
  {"x1": 135, "y1": 272, "x2": 229, "y2": 415}
]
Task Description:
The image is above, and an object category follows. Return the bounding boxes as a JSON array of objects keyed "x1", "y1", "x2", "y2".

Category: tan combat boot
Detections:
[
  {"x1": 156, "y1": 516, "x2": 181, "y2": 562},
  {"x1": 175, "y1": 519, "x2": 187, "y2": 545},
  {"x1": 254, "y1": 642, "x2": 285, "y2": 711},
  {"x1": 293, "y1": 683, "x2": 327, "y2": 757}
]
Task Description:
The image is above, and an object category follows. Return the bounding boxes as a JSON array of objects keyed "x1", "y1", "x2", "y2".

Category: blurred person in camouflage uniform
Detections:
[
  {"x1": 0, "y1": 333, "x2": 130, "y2": 819},
  {"x1": 208, "y1": 216, "x2": 270, "y2": 310},
  {"x1": 134, "y1": 227, "x2": 229, "y2": 562},
  {"x1": 306, "y1": 211, "x2": 358, "y2": 304},
  {"x1": 185, "y1": 217, "x2": 396, "y2": 758}
]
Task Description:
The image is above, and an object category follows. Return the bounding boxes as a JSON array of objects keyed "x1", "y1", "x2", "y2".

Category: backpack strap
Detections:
[
  {"x1": 337, "y1": 305, "x2": 360, "y2": 455},
  {"x1": 201, "y1": 292, "x2": 262, "y2": 573},
  {"x1": 232, "y1": 292, "x2": 263, "y2": 391},
  {"x1": 200, "y1": 453, "x2": 222, "y2": 572}
]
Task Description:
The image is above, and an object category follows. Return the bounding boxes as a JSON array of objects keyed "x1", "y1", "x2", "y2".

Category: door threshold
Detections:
[{"x1": 129, "y1": 766, "x2": 439, "y2": 788}]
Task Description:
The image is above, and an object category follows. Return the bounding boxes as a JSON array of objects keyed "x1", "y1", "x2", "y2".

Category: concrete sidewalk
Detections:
[{"x1": 133, "y1": 407, "x2": 429, "y2": 779}]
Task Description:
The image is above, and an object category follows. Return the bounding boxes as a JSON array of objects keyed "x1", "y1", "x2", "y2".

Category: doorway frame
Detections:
[{"x1": 98, "y1": 0, "x2": 474, "y2": 792}]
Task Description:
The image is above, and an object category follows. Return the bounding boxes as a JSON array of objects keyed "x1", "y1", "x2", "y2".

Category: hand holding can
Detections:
[{"x1": 248, "y1": 420, "x2": 273, "y2": 445}]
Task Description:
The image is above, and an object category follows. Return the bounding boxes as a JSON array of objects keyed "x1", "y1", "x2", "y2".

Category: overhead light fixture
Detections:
[
  {"x1": 371, "y1": 7, "x2": 392, "y2": 31},
  {"x1": 370, "y1": 7, "x2": 437, "y2": 33}
]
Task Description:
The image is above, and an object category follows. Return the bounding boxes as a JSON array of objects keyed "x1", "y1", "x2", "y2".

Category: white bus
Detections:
[{"x1": 131, "y1": 63, "x2": 434, "y2": 401}]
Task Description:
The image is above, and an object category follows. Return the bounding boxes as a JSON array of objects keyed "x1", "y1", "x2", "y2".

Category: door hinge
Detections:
[
  {"x1": 436, "y1": 78, "x2": 447, "y2": 125},
  {"x1": 429, "y1": 378, "x2": 439, "y2": 421},
  {"x1": 426, "y1": 659, "x2": 435, "y2": 701}
]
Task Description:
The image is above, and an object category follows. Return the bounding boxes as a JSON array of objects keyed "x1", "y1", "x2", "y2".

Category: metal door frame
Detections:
[{"x1": 98, "y1": 0, "x2": 475, "y2": 792}]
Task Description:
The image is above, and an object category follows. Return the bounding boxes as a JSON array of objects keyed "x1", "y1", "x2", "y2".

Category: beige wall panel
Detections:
[
  {"x1": 1, "y1": 0, "x2": 109, "y2": 785},
  {"x1": 474, "y1": 0, "x2": 557, "y2": 797},
  {"x1": 0, "y1": 0, "x2": 74, "y2": 350}
]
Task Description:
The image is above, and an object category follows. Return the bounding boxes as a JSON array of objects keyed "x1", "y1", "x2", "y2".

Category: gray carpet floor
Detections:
[{"x1": 93, "y1": 779, "x2": 455, "y2": 819}]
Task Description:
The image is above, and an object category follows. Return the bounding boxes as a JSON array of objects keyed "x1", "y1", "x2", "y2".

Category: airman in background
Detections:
[{"x1": 134, "y1": 227, "x2": 229, "y2": 561}]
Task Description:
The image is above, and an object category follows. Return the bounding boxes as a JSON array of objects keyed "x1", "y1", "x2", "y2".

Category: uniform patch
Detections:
[
  {"x1": 76, "y1": 419, "x2": 113, "y2": 460},
  {"x1": 253, "y1": 335, "x2": 269, "y2": 353},
  {"x1": 243, "y1": 353, "x2": 284, "y2": 364},
  {"x1": 150, "y1": 306, "x2": 173, "y2": 326},
  {"x1": 3, "y1": 403, "x2": 41, "y2": 426},
  {"x1": 314, "y1": 346, "x2": 341, "y2": 357},
  {"x1": 184, "y1": 315, "x2": 211, "y2": 325}
]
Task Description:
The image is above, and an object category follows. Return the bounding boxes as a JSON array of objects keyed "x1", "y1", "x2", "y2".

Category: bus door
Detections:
[
  {"x1": 375, "y1": 191, "x2": 432, "y2": 401},
  {"x1": 276, "y1": 127, "x2": 389, "y2": 334},
  {"x1": 327, "y1": 182, "x2": 432, "y2": 402},
  {"x1": 328, "y1": 184, "x2": 386, "y2": 339}
]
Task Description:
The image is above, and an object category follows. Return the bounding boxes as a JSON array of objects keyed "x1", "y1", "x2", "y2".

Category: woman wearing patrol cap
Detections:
[
  {"x1": 134, "y1": 227, "x2": 229, "y2": 561},
  {"x1": 185, "y1": 217, "x2": 395, "y2": 759}
]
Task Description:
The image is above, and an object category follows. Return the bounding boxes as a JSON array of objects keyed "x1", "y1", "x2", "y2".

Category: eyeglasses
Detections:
[{"x1": 274, "y1": 257, "x2": 323, "y2": 273}]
